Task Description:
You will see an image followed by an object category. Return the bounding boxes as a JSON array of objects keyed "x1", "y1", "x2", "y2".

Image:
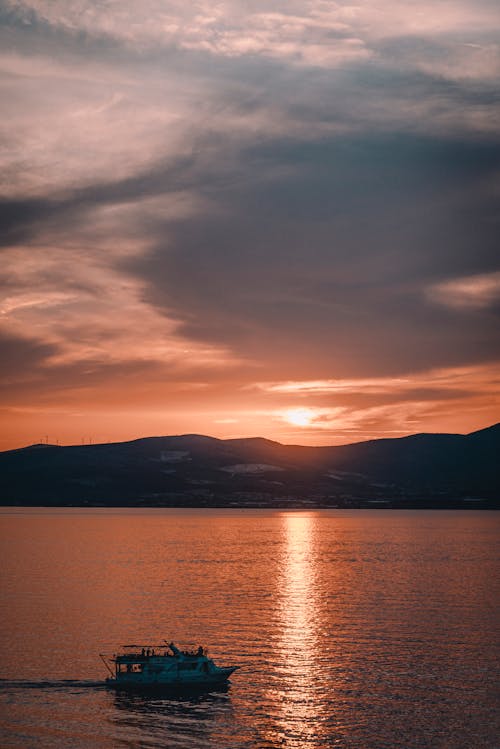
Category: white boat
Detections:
[{"x1": 101, "y1": 641, "x2": 239, "y2": 689}]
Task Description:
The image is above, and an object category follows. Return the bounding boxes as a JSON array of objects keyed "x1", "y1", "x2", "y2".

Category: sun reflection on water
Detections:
[{"x1": 266, "y1": 512, "x2": 326, "y2": 748}]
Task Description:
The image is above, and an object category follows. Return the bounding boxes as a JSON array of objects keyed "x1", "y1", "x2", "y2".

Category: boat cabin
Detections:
[{"x1": 101, "y1": 640, "x2": 238, "y2": 687}]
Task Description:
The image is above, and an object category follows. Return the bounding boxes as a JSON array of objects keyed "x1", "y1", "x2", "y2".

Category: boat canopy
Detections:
[{"x1": 122, "y1": 644, "x2": 170, "y2": 649}]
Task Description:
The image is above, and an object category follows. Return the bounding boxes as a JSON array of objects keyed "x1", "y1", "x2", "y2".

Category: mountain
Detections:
[{"x1": 0, "y1": 424, "x2": 498, "y2": 508}]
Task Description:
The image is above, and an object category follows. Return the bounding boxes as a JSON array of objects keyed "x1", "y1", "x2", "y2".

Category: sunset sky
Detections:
[{"x1": 1, "y1": 0, "x2": 499, "y2": 450}]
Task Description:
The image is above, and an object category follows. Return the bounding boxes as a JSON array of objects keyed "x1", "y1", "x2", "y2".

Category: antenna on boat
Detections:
[{"x1": 99, "y1": 653, "x2": 114, "y2": 677}]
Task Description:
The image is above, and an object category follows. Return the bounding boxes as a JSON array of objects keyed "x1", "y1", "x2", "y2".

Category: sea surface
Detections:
[{"x1": 0, "y1": 508, "x2": 498, "y2": 748}]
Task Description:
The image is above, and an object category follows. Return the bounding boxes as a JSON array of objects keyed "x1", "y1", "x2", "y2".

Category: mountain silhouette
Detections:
[{"x1": 1, "y1": 424, "x2": 498, "y2": 508}]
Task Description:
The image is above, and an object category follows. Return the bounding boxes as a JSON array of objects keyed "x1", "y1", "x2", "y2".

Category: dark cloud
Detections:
[
  {"x1": 0, "y1": 196, "x2": 60, "y2": 247},
  {"x1": 3, "y1": 126, "x2": 498, "y2": 379},
  {"x1": 0, "y1": 329, "x2": 58, "y2": 378},
  {"x1": 0, "y1": 153, "x2": 200, "y2": 248},
  {"x1": 125, "y1": 132, "x2": 500, "y2": 377},
  {"x1": 0, "y1": 346, "x2": 168, "y2": 404},
  {"x1": 1, "y1": 104, "x2": 498, "y2": 379},
  {"x1": 0, "y1": 2, "x2": 124, "y2": 62}
]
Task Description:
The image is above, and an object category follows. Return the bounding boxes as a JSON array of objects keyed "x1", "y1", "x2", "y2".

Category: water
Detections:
[{"x1": 0, "y1": 508, "x2": 498, "y2": 748}]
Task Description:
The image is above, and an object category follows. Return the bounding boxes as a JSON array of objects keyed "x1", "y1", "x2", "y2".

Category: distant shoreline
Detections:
[
  {"x1": 2, "y1": 426, "x2": 498, "y2": 510},
  {"x1": 0, "y1": 499, "x2": 497, "y2": 510}
]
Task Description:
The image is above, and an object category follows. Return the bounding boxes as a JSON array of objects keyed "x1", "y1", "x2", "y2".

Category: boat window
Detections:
[
  {"x1": 178, "y1": 662, "x2": 198, "y2": 670},
  {"x1": 119, "y1": 662, "x2": 143, "y2": 673}
]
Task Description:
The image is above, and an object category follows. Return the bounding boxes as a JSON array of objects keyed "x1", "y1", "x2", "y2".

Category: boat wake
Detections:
[{"x1": 0, "y1": 678, "x2": 105, "y2": 691}]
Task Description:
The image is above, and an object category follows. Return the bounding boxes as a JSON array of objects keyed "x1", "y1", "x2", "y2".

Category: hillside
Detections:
[{"x1": 0, "y1": 424, "x2": 498, "y2": 508}]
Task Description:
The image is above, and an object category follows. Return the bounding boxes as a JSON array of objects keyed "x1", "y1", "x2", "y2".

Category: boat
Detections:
[{"x1": 101, "y1": 641, "x2": 240, "y2": 690}]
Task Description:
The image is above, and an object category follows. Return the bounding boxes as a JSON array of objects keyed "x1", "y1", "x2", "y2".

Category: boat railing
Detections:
[{"x1": 113, "y1": 642, "x2": 208, "y2": 661}]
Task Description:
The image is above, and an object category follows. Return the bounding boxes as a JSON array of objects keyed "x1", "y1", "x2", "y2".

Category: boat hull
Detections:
[{"x1": 105, "y1": 666, "x2": 238, "y2": 690}]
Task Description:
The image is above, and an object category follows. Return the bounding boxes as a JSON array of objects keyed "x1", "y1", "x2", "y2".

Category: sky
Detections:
[{"x1": 1, "y1": 0, "x2": 500, "y2": 450}]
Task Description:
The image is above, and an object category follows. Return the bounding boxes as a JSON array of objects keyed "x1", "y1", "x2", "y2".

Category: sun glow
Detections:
[{"x1": 284, "y1": 407, "x2": 316, "y2": 427}]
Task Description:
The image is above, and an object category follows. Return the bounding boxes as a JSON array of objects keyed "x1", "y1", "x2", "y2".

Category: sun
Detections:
[{"x1": 284, "y1": 408, "x2": 316, "y2": 427}]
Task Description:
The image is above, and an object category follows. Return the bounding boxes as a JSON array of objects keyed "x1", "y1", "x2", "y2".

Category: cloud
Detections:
[
  {"x1": 1, "y1": 0, "x2": 500, "y2": 447},
  {"x1": 264, "y1": 362, "x2": 500, "y2": 442},
  {"x1": 427, "y1": 271, "x2": 500, "y2": 308},
  {"x1": 0, "y1": 328, "x2": 58, "y2": 378},
  {"x1": 255, "y1": 363, "x2": 500, "y2": 400},
  {"x1": 129, "y1": 132, "x2": 500, "y2": 378},
  {"x1": 2, "y1": 0, "x2": 499, "y2": 205}
]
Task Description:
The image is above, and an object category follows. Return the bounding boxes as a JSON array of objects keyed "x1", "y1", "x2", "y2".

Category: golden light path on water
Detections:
[{"x1": 265, "y1": 512, "x2": 327, "y2": 747}]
